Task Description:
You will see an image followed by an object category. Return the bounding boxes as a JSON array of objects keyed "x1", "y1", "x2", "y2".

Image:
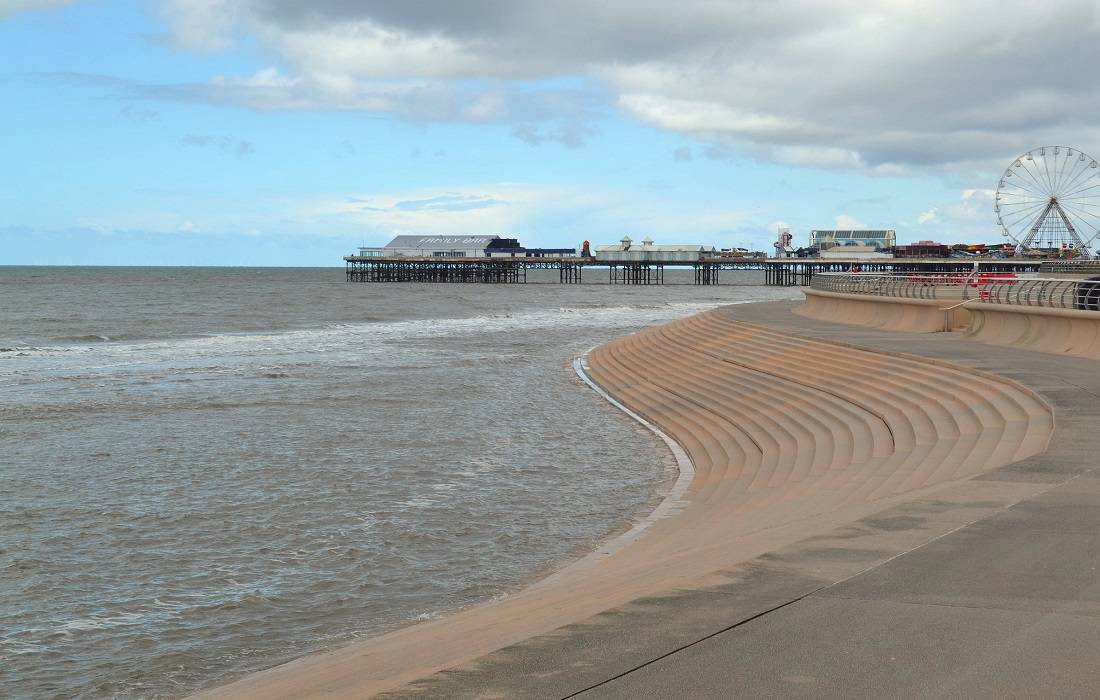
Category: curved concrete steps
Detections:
[
  {"x1": 194, "y1": 309, "x2": 1053, "y2": 700},
  {"x1": 584, "y1": 310, "x2": 1052, "y2": 556}
]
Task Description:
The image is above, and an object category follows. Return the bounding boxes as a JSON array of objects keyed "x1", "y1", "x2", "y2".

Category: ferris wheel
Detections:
[{"x1": 995, "y1": 146, "x2": 1100, "y2": 256}]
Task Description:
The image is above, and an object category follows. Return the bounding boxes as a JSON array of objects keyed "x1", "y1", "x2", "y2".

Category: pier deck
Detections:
[{"x1": 344, "y1": 256, "x2": 1042, "y2": 286}]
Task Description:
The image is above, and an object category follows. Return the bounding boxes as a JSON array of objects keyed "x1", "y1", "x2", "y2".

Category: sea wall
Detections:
[
  {"x1": 963, "y1": 304, "x2": 1100, "y2": 361},
  {"x1": 796, "y1": 287, "x2": 972, "y2": 332},
  {"x1": 798, "y1": 287, "x2": 1100, "y2": 361}
]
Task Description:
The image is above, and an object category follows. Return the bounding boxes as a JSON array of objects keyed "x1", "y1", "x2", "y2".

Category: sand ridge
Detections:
[{"x1": 193, "y1": 310, "x2": 1053, "y2": 699}]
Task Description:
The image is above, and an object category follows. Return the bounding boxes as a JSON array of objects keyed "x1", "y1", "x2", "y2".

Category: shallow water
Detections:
[{"x1": 0, "y1": 266, "x2": 798, "y2": 698}]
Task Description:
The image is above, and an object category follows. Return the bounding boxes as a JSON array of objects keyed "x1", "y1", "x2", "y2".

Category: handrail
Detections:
[
  {"x1": 940, "y1": 297, "x2": 983, "y2": 310},
  {"x1": 939, "y1": 297, "x2": 982, "y2": 332},
  {"x1": 811, "y1": 272, "x2": 1100, "y2": 312}
]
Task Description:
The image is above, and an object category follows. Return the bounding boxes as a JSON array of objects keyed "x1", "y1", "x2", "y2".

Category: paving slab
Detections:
[{"x1": 586, "y1": 598, "x2": 1100, "y2": 700}]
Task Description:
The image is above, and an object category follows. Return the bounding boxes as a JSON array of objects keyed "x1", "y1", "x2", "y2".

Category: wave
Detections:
[
  {"x1": 54, "y1": 334, "x2": 113, "y2": 343},
  {"x1": 0, "y1": 293, "x2": 797, "y2": 387}
]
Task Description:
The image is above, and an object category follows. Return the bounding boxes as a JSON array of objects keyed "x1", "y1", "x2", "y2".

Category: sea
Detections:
[{"x1": 0, "y1": 266, "x2": 799, "y2": 699}]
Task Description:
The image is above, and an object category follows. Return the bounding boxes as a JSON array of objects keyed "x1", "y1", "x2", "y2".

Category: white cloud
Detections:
[
  {"x1": 317, "y1": 184, "x2": 553, "y2": 237},
  {"x1": 159, "y1": 0, "x2": 238, "y2": 51},
  {"x1": 618, "y1": 94, "x2": 808, "y2": 136},
  {"x1": 835, "y1": 214, "x2": 866, "y2": 229},
  {"x1": 0, "y1": 0, "x2": 73, "y2": 19},
  {"x1": 153, "y1": 0, "x2": 1100, "y2": 172},
  {"x1": 65, "y1": 173, "x2": 765, "y2": 248},
  {"x1": 335, "y1": 172, "x2": 761, "y2": 244},
  {"x1": 917, "y1": 209, "x2": 939, "y2": 225}
]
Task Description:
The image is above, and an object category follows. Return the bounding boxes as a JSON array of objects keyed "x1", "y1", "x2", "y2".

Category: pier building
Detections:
[
  {"x1": 595, "y1": 236, "x2": 716, "y2": 262},
  {"x1": 811, "y1": 229, "x2": 896, "y2": 258},
  {"x1": 359, "y1": 235, "x2": 500, "y2": 258},
  {"x1": 485, "y1": 238, "x2": 578, "y2": 257}
]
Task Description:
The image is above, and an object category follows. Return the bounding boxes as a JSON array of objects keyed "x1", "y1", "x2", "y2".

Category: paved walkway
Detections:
[{"x1": 384, "y1": 300, "x2": 1100, "y2": 700}]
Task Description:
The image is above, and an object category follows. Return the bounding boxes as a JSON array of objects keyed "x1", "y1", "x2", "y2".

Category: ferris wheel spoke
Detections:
[
  {"x1": 1047, "y1": 148, "x2": 1064, "y2": 191},
  {"x1": 1057, "y1": 199, "x2": 1100, "y2": 225},
  {"x1": 1001, "y1": 203, "x2": 1049, "y2": 231},
  {"x1": 1079, "y1": 228, "x2": 1100, "y2": 247},
  {"x1": 1057, "y1": 198, "x2": 1100, "y2": 210},
  {"x1": 1058, "y1": 212, "x2": 1100, "y2": 234},
  {"x1": 1056, "y1": 166, "x2": 1090, "y2": 199},
  {"x1": 1060, "y1": 180, "x2": 1100, "y2": 199},
  {"x1": 1015, "y1": 159, "x2": 1053, "y2": 197},
  {"x1": 1043, "y1": 149, "x2": 1061, "y2": 193},
  {"x1": 999, "y1": 200, "x2": 1047, "y2": 220},
  {"x1": 1051, "y1": 156, "x2": 1074, "y2": 195},
  {"x1": 1049, "y1": 153, "x2": 1069, "y2": 194},
  {"x1": 1056, "y1": 154, "x2": 1092, "y2": 195},
  {"x1": 1059, "y1": 188, "x2": 1100, "y2": 201},
  {"x1": 999, "y1": 196, "x2": 1046, "y2": 213},
  {"x1": 1066, "y1": 218, "x2": 1100, "y2": 248},
  {"x1": 1035, "y1": 154, "x2": 1059, "y2": 194},
  {"x1": 1055, "y1": 158, "x2": 1096, "y2": 196},
  {"x1": 998, "y1": 192, "x2": 1046, "y2": 205},
  {"x1": 1056, "y1": 151, "x2": 1082, "y2": 195},
  {"x1": 999, "y1": 203, "x2": 1046, "y2": 216}
]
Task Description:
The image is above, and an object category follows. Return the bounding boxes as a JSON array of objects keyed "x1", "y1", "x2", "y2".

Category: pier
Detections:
[{"x1": 345, "y1": 255, "x2": 1043, "y2": 286}]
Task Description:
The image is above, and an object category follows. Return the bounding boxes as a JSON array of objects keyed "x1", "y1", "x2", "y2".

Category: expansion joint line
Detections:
[{"x1": 558, "y1": 590, "x2": 825, "y2": 699}]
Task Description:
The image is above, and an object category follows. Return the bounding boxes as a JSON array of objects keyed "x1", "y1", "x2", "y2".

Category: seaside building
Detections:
[
  {"x1": 359, "y1": 235, "x2": 500, "y2": 258},
  {"x1": 893, "y1": 240, "x2": 950, "y2": 258},
  {"x1": 357, "y1": 235, "x2": 576, "y2": 258},
  {"x1": 811, "y1": 229, "x2": 896, "y2": 258},
  {"x1": 483, "y1": 238, "x2": 577, "y2": 257},
  {"x1": 595, "y1": 236, "x2": 716, "y2": 262}
]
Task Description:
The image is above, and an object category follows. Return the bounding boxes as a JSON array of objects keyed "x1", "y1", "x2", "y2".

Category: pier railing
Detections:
[
  {"x1": 1039, "y1": 260, "x2": 1100, "y2": 275},
  {"x1": 811, "y1": 272, "x2": 1100, "y2": 311}
]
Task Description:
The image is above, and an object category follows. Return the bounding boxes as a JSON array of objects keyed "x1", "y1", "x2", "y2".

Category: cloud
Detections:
[
  {"x1": 158, "y1": 0, "x2": 238, "y2": 51},
  {"x1": 917, "y1": 209, "x2": 939, "y2": 225},
  {"x1": 118, "y1": 104, "x2": 159, "y2": 123},
  {"x1": 181, "y1": 134, "x2": 256, "y2": 157},
  {"x1": 511, "y1": 122, "x2": 594, "y2": 148},
  {"x1": 392, "y1": 193, "x2": 504, "y2": 212},
  {"x1": 151, "y1": 1, "x2": 1100, "y2": 172},
  {"x1": 310, "y1": 181, "x2": 753, "y2": 247},
  {"x1": 0, "y1": 0, "x2": 73, "y2": 19},
  {"x1": 835, "y1": 214, "x2": 866, "y2": 229}
]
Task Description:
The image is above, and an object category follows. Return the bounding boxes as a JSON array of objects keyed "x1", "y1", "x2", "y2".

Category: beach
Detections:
[{"x1": 194, "y1": 299, "x2": 1060, "y2": 698}]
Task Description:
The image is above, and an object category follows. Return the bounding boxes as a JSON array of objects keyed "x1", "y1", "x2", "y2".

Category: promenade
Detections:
[{"x1": 382, "y1": 300, "x2": 1100, "y2": 699}]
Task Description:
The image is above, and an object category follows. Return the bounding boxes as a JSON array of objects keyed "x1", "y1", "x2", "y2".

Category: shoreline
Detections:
[
  {"x1": 545, "y1": 351, "x2": 695, "y2": 573},
  {"x1": 192, "y1": 306, "x2": 1053, "y2": 699}
]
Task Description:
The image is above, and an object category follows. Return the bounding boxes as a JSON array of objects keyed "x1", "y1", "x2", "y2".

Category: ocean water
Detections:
[{"x1": 0, "y1": 266, "x2": 798, "y2": 699}]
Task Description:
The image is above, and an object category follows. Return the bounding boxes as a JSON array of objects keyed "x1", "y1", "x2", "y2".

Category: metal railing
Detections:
[
  {"x1": 811, "y1": 272, "x2": 1100, "y2": 311},
  {"x1": 1039, "y1": 260, "x2": 1100, "y2": 275}
]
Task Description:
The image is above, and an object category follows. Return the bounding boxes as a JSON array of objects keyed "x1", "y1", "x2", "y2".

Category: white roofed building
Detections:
[
  {"x1": 358, "y1": 235, "x2": 500, "y2": 258},
  {"x1": 595, "y1": 236, "x2": 716, "y2": 262},
  {"x1": 810, "y1": 230, "x2": 895, "y2": 258}
]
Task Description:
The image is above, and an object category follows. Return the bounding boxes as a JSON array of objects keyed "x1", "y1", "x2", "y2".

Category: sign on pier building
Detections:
[{"x1": 359, "y1": 235, "x2": 501, "y2": 258}]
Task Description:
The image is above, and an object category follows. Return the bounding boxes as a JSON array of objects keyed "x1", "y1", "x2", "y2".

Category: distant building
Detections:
[
  {"x1": 774, "y1": 227, "x2": 795, "y2": 258},
  {"x1": 811, "y1": 230, "x2": 896, "y2": 258},
  {"x1": 893, "y1": 240, "x2": 949, "y2": 258},
  {"x1": 595, "y1": 236, "x2": 716, "y2": 262},
  {"x1": 485, "y1": 238, "x2": 526, "y2": 257},
  {"x1": 359, "y1": 235, "x2": 500, "y2": 258}
]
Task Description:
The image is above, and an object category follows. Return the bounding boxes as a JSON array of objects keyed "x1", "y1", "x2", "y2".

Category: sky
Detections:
[{"x1": 4, "y1": 0, "x2": 1100, "y2": 266}]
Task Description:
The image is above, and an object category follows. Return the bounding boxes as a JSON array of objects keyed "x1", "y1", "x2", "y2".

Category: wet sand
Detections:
[{"x1": 192, "y1": 308, "x2": 1053, "y2": 699}]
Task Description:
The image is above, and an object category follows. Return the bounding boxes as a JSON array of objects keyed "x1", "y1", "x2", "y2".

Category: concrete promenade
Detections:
[{"x1": 385, "y1": 300, "x2": 1100, "y2": 699}]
